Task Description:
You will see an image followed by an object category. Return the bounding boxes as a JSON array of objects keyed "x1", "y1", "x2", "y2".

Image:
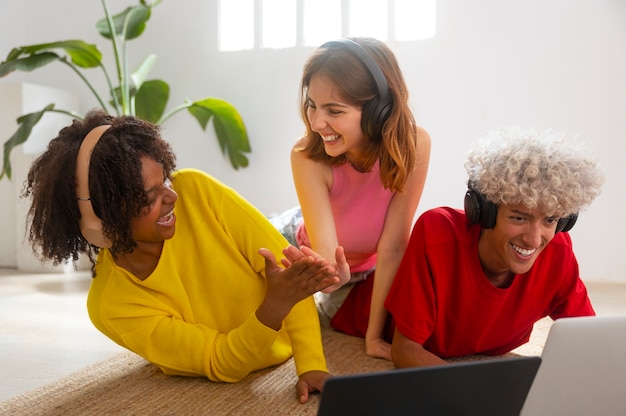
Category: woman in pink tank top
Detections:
[{"x1": 290, "y1": 37, "x2": 431, "y2": 361}]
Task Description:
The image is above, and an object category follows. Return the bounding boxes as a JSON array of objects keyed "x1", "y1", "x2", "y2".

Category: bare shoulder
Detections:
[
  {"x1": 415, "y1": 125, "x2": 432, "y2": 148},
  {"x1": 404, "y1": 125, "x2": 431, "y2": 191},
  {"x1": 293, "y1": 136, "x2": 308, "y2": 148},
  {"x1": 291, "y1": 138, "x2": 319, "y2": 166},
  {"x1": 291, "y1": 136, "x2": 309, "y2": 154},
  {"x1": 291, "y1": 138, "x2": 312, "y2": 165},
  {"x1": 290, "y1": 139, "x2": 333, "y2": 188}
]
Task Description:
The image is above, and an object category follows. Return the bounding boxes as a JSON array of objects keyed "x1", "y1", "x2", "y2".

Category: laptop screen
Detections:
[
  {"x1": 318, "y1": 356, "x2": 541, "y2": 416},
  {"x1": 521, "y1": 315, "x2": 626, "y2": 416}
]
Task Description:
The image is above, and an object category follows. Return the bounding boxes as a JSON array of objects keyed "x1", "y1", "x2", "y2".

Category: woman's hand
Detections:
[
  {"x1": 284, "y1": 245, "x2": 351, "y2": 294},
  {"x1": 320, "y1": 246, "x2": 351, "y2": 293},
  {"x1": 296, "y1": 370, "x2": 331, "y2": 404},
  {"x1": 365, "y1": 335, "x2": 392, "y2": 361},
  {"x1": 281, "y1": 245, "x2": 350, "y2": 292},
  {"x1": 256, "y1": 247, "x2": 339, "y2": 330}
]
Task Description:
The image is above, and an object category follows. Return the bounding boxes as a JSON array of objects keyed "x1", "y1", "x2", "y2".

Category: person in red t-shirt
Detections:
[{"x1": 386, "y1": 127, "x2": 605, "y2": 368}]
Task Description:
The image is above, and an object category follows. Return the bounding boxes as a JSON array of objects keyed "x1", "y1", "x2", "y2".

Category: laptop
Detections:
[
  {"x1": 317, "y1": 356, "x2": 541, "y2": 416},
  {"x1": 521, "y1": 314, "x2": 626, "y2": 416}
]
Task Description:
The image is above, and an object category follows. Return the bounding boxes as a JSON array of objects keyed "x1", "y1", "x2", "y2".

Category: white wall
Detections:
[{"x1": 1, "y1": 0, "x2": 624, "y2": 282}]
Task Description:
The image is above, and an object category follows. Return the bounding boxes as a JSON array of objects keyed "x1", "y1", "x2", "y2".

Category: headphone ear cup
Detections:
[
  {"x1": 481, "y1": 199, "x2": 498, "y2": 229},
  {"x1": 556, "y1": 213, "x2": 578, "y2": 233},
  {"x1": 361, "y1": 96, "x2": 393, "y2": 141},
  {"x1": 464, "y1": 189, "x2": 497, "y2": 229},
  {"x1": 464, "y1": 190, "x2": 482, "y2": 225}
]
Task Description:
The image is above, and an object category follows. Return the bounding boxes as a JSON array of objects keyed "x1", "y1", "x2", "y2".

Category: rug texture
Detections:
[{"x1": 0, "y1": 319, "x2": 551, "y2": 416}]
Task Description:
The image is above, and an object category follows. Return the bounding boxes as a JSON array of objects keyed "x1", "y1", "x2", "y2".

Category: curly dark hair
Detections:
[{"x1": 22, "y1": 109, "x2": 176, "y2": 270}]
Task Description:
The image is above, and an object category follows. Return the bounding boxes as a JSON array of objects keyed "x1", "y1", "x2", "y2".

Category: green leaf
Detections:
[
  {"x1": 188, "y1": 98, "x2": 251, "y2": 170},
  {"x1": 214, "y1": 116, "x2": 250, "y2": 169},
  {"x1": 96, "y1": 5, "x2": 152, "y2": 41},
  {"x1": 135, "y1": 80, "x2": 169, "y2": 123},
  {"x1": 131, "y1": 54, "x2": 157, "y2": 90},
  {"x1": 1, "y1": 104, "x2": 54, "y2": 180},
  {"x1": 0, "y1": 52, "x2": 60, "y2": 77},
  {"x1": 3, "y1": 41, "x2": 102, "y2": 68}
]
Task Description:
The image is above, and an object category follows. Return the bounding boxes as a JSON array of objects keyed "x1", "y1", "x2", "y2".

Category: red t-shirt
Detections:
[{"x1": 385, "y1": 207, "x2": 594, "y2": 357}]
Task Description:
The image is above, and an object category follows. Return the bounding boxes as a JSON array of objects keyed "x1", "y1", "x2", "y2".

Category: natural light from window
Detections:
[
  {"x1": 219, "y1": 0, "x2": 254, "y2": 51},
  {"x1": 302, "y1": 0, "x2": 342, "y2": 47},
  {"x1": 219, "y1": 0, "x2": 436, "y2": 52},
  {"x1": 347, "y1": 0, "x2": 387, "y2": 40},
  {"x1": 395, "y1": 0, "x2": 436, "y2": 41},
  {"x1": 262, "y1": 0, "x2": 296, "y2": 48}
]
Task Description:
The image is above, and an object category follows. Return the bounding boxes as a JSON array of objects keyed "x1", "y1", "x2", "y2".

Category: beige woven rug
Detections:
[{"x1": 0, "y1": 319, "x2": 551, "y2": 416}]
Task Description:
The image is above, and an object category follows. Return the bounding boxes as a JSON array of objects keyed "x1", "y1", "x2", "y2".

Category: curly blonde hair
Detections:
[{"x1": 464, "y1": 128, "x2": 605, "y2": 217}]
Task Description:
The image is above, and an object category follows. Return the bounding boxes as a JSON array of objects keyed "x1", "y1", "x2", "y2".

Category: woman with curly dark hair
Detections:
[{"x1": 23, "y1": 109, "x2": 342, "y2": 404}]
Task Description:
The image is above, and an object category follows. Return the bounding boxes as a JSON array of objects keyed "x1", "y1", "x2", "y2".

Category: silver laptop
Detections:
[
  {"x1": 318, "y1": 356, "x2": 541, "y2": 416},
  {"x1": 521, "y1": 314, "x2": 626, "y2": 416}
]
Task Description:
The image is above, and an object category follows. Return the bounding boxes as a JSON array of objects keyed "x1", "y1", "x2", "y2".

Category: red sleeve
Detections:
[{"x1": 547, "y1": 233, "x2": 595, "y2": 319}]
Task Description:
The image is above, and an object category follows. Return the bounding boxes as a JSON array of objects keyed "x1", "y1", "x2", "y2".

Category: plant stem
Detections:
[
  {"x1": 100, "y1": 62, "x2": 121, "y2": 115},
  {"x1": 120, "y1": 15, "x2": 131, "y2": 115},
  {"x1": 48, "y1": 108, "x2": 85, "y2": 120},
  {"x1": 59, "y1": 58, "x2": 110, "y2": 112},
  {"x1": 157, "y1": 101, "x2": 192, "y2": 125},
  {"x1": 101, "y1": 0, "x2": 129, "y2": 114}
]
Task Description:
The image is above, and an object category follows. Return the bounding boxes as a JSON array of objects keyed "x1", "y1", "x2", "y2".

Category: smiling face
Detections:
[
  {"x1": 478, "y1": 203, "x2": 560, "y2": 285},
  {"x1": 306, "y1": 73, "x2": 369, "y2": 164},
  {"x1": 129, "y1": 155, "x2": 178, "y2": 244}
]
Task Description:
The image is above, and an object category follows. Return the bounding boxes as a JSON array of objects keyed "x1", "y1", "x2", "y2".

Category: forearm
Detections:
[
  {"x1": 366, "y1": 251, "x2": 404, "y2": 341},
  {"x1": 393, "y1": 346, "x2": 447, "y2": 368},
  {"x1": 256, "y1": 296, "x2": 293, "y2": 331},
  {"x1": 391, "y1": 330, "x2": 447, "y2": 368},
  {"x1": 366, "y1": 270, "x2": 393, "y2": 341}
]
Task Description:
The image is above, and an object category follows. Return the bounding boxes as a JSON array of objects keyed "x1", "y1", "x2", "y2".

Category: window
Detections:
[
  {"x1": 347, "y1": 0, "x2": 387, "y2": 41},
  {"x1": 302, "y1": 0, "x2": 342, "y2": 46},
  {"x1": 262, "y1": 0, "x2": 297, "y2": 48},
  {"x1": 218, "y1": 0, "x2": 254, "y2": 51},
  {"x1": 218, "y1": 0, "x2": 436, "y2": 51}
]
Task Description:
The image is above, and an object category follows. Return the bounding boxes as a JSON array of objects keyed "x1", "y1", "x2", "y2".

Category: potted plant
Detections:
[{"x1": 0, "y1": 0, "x2": 251, "y2": 180}]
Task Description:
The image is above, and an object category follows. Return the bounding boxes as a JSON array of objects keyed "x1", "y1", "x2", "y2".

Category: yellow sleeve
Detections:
[
  {"x1": 203, "y1": 169, "x2": 328, "y2": 376},
  {"x1": 285, "y1": 296, "x2": 329, "y2": 376}
]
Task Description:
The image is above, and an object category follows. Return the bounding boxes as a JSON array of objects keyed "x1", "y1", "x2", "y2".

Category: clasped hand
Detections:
[
  {"x1": 259, "y1": 245, "x2": 341, "y2": 298},
  {"x1": 256, "y1": 246, "x2": 342, "y2": 331}
]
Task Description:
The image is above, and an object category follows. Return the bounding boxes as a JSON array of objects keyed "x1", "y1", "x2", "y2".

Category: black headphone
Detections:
[
  {"x1": 464, "y1": 186, "x2": 578, "y2": 233},
  {"x1": 320, "y1": 38, "x2": 393, "y2": 141},
  {"x1": 75, "y1": 124, "x2": 113, "y2": 248}
]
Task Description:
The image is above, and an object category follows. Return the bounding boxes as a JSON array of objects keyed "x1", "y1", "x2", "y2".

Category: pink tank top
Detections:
[{"x1": 297, "y1": 160, "x2": 394, "y2": 272}]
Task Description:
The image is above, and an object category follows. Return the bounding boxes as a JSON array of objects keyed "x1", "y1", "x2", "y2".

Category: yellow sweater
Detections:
[{"x1": 87, "y1": 168, "x2": 327, "y2": 382}]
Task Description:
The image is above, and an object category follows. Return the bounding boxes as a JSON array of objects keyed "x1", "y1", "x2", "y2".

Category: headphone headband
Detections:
[
  {"x1": 75, "y1": 124, "x2": 112, "y2": 248},
  {"x1": 320, "y1": 39, "x2": 391, "y2": 107}
]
